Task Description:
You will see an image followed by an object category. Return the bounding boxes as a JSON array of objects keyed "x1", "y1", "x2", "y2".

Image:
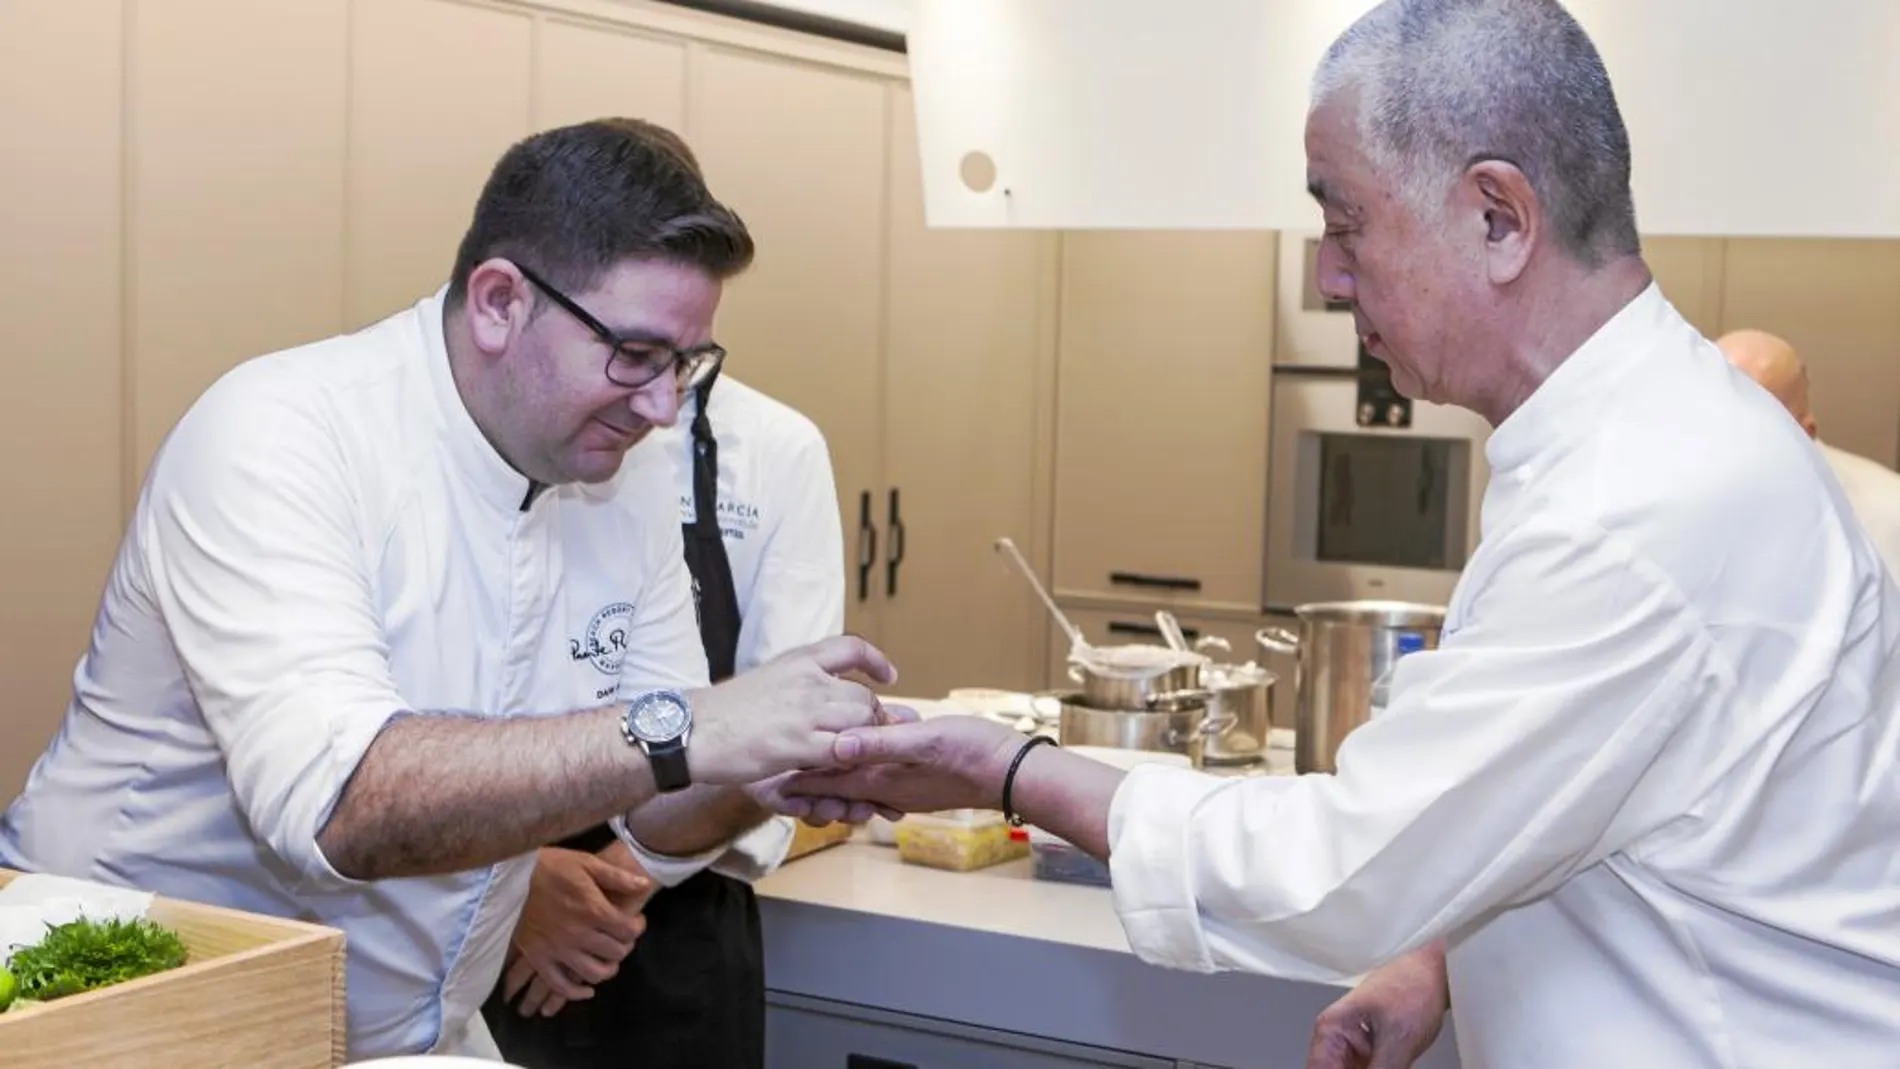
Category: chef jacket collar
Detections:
[
  {"x1": 1486, "y1": 280, "x2": 1669, "y2": 478},
  {"x1": 419, "y1": 286, "x2": 540, "y2": 513}
]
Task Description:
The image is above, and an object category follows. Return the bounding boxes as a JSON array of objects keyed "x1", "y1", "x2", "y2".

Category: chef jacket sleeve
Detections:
[
  {"x1": 1106, "y1": 513, "x2": 1730, "y2": 979},
  {"x1": 138, "y1": 372, "x2": 407, "y2": 893},
  {"x1": 732, "y1": 427, "x2": 847, "y2": 672}
]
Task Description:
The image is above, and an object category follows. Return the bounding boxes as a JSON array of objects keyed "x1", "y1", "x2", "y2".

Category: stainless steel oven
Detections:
[{"x1": 1263, "y1": 350, "x2": 1492, "y2": 612}]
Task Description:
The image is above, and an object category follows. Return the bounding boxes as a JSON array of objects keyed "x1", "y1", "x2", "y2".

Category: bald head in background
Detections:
[
  {"x1": 1717, "y1": 329, "x2": 1819, "y2": 439},
  {"x1": 1719, "y1": 327, "x2": 1900, "y2": 578}
]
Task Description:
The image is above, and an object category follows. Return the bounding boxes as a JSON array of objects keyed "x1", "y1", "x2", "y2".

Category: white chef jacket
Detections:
[
  {"x1": 630, "y1": 372, "x2": 847, "y2": 676},
  {"x1": 0, "y1": 290, "x2": 783, "y2": 1060},
  {"x1": 1822, "y1": 441, "x2": 1900, "y2": 580},
  {"x1": 1107, "y1": 284, "x2": 1900, "y2": 1068}
]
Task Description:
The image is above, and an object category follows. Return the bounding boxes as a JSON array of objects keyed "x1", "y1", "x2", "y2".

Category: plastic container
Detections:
[
  {"x1": 1367, "y1": 631, "x2": 1429, "y2": 721},
  {"x1": 1027, "y1": 826, "x2": 1112, "y2": 888},
  {"x1": 893, "y1": 809, "x2": 1029, "y2": 872}
]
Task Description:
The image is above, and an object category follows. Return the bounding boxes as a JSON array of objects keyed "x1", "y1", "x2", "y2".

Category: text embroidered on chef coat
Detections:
[{"x1": 677, "y1": 494, "x2": 764, "y2": 543}]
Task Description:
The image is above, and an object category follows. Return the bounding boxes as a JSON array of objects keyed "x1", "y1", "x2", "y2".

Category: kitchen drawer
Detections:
[{"x1": 767, "y1": 991, "x2": 1173, "y2": 1069}]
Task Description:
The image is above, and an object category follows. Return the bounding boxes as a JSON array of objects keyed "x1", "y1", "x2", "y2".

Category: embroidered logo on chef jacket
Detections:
[{"x1": 570, "y1": 601, "x2": 634, "y2": 674}]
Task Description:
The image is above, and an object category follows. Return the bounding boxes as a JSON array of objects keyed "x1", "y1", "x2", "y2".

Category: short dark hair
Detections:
[{"x1": 446, "y1": 117, "x2": 754, "y2": 306}]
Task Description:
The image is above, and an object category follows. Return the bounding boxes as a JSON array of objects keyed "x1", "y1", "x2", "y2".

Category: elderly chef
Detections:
[
  {"x1": 1719, "y1": 328, "x2": 1900, "y2": 577},
  {"x1": 485, "y1": 365, "x2": 845, "y2": 1068},
  {"x1": 785, "y1": 2, "x2": 1900, "y2": 1067},
  {"x1": 0, "y1": 117, "x2": 894, "y2": 1061}
]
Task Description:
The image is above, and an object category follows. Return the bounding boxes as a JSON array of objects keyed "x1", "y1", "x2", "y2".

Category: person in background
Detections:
[
  {"x1": 483, "y1": 362, "x2": 846, "y2": 1068},
  {"x1": 0, "y1": 117, "x2": 892, "y2": 1061},
  {"x1": 1718, "y1": 328, "x2": 1900, "y2": 577},
  {"x1": 781, "y1": 2, "x2": 1900, "y2": 1067}
]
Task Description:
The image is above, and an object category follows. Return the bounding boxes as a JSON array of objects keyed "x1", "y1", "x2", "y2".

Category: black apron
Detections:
[{"x1": 484, "y1": 373, "x2": 764, "y2": 1069}]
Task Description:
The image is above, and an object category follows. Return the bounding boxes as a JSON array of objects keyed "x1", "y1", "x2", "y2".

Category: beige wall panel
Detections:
[
  {"x1": 1642, "y1": 235, "x2": 1726, "y2": 338},
  {"x1": 686, "y1": 46, "x2": 888, "y2": 639},
  {"x1": 0, "y1": 2, "x2": 126, "y2": 796},
  {"x1": 130, "y1": 0, "x2": 349, "y2": 481},
  {"x1": 347, "y1": 0, "x2": 534, "y2": 326},
  {"x1": 533, "y1": 18, "x2": 686, "y2": 133},
  {"x1": 1721, "y1": 238, "x2": 1900, "y2": 467}
]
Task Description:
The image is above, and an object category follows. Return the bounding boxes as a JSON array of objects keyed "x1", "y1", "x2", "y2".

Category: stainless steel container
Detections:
[
  {"x1": 1066, "y1": 645, "x2": 1206, "y2": 709},
  {"x1": 1198, "y1": 662, "x2": 1277, "y2": 767},
  {"x1": 1256, "y1": 600, "x2": 1444, "y2": 774},
  {"x1": 1054, "y1": 692, "x2": 1231, "y2": 767}
]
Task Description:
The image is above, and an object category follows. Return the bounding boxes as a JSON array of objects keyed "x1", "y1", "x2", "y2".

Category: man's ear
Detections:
[
  {"x1": 1465, "y1": 159, "x2": 1538, "y2": 285},
  {"x1": 462, "y1": 259, "x2": 533, "y2": 356}
]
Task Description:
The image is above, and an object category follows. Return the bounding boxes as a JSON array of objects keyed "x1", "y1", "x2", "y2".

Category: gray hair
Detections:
[{"x1": 1311, "y1": 0, "x2": 1640, "y2": 266}]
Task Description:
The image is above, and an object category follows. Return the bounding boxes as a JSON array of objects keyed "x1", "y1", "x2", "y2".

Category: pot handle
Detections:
[
  {"x1": 1167, "y1": 712, "x2": 1239, "y2": 746},
  {"x1": 1067, "y1": 664, "x2": 1085, "y2": 685},
  {"x1": 1193, "y1": 634, "x2": 1233, "y2": 656},
  {"x1": 1255, "y1": 626, "x2": 1300, "y2": 656}
]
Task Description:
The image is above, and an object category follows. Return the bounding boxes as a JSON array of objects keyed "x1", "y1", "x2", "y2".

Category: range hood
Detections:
[{"x1": 907, "y1": 0, "x2": 1900, "y2": 237}]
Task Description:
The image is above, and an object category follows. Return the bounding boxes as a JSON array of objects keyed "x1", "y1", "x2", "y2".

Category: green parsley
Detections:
[{"x1": 6, "y1": 917, "x2": 188, "y2": 1003}]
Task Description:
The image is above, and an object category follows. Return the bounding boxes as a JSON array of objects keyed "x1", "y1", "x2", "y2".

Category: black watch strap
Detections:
[{"x1": 647, "y1": 736, "x2": 692, "y2": 793}]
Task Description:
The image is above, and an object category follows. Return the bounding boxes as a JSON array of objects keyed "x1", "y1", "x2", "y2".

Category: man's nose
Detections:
[
  {"x1": 1315, "y1": 242, "x2": 1356, "y2": 306},
  {"x1": 630, "y1": 375, "x2": 681, "y2": 428}
]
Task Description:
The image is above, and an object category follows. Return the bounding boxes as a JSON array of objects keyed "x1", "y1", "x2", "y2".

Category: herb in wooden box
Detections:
[{"x1": 4, "y1": 917, "x2": 188, "y2": 1007}]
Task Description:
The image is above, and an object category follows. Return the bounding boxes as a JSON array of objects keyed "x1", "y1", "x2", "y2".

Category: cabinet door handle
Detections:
[
  {"x1": 885, "y1": 487, "x2": 906, "y2": 598},
  {"x1": 856, "y1": 490, "x2": 878, "y2": 603},
  {"x1": 846, "y1": 1056, "x2": 916, "y2": 1069},
  {"x1": 1107, "y1": 620, "x2": 1201, "y2": 641},
  {"x1": 1109, "y1": 571, "x2": 1202, "y2": 593}
]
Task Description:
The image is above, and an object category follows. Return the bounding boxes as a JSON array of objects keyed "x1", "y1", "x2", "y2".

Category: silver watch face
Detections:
[{"x1": 626, "y1": 690, "x2": 690, "y2": 742}]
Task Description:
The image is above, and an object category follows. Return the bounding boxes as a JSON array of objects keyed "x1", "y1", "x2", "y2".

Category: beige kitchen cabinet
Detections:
[
  {"x1": 1719, "y1": 238, "x2": 1900, "y2": 467},
  {"x1": 688, "y1": 46, "x2": 890, "y2": 640},
  {"x1": 874, "y1": 87, "x2": 1057, "y2": 697},
  {"x1": 128, "y1": 0, "x2": 349, "y2": 482},
  {"x1": 1052, "y1": 231, "x2": 1277, "y2": 614},
  {"x1": 1642, "y1": 235, "x2": 1726, "y2": 338},
  {"x1": 531, "y1": 17, "x2": 686, "y2": 131},
  {"x1": 346, "y1": 0, "x2": 534, "y2": 327},
  {"x1": 0, "y1": 0, "x2": 128, "y2": 798}
]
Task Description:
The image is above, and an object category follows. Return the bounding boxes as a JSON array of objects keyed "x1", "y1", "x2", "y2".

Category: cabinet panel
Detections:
[
  {"x1": 130, "y1": 0, "x2": 348, "y2": 479},
  {"x1": 532, "y1": 18, "x2": 685, "y2": 132},
  {"x1": 687, "y1": 48, "x2": 887, "y2": 639},
  {"x1": 0, "y1": 0, "x2": 126, "y2": 798},
  {"x1": 1641, "y1": 235, "x2": 1725, "y2": 338},
  {"x1": 768, "y1": 994, "x2": 1172, "y2": 1069},
  {"x1": 1720, "y1": 238, "x2": 1900, "y2": 467},
  {"x1": 347, "y1": 0, "x2": 533, "y2": 326},
  {"x1": 877, "y1": 85, "x2": 1055, "y2": 697},
  {"x1": 1053, "y1": 231, "x2": 1275, "y2": 611}
]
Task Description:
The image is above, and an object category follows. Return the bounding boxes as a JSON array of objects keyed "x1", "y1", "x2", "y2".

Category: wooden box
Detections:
[{"x1": 0, "y1": 869, "x2": 346, "y2": 1068}]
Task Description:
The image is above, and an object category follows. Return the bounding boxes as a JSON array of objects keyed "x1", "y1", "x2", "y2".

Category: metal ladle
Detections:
[
  {"x1": 1154, "y1": 609, "x2": 1191, "y2": 654},
  {"x1": 994, "y1": 537, "x2": 1089, "y2": 658}
]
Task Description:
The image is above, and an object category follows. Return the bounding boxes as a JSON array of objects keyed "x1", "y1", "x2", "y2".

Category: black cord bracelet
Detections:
[{"x1": 1001, "y1": 735, "x2": 1058, "y2": 828}]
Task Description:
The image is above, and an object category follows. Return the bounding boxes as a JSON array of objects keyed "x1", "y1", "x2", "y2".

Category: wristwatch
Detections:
[{"x1": 620, "y1": 688, "x2": 694, "y2": 793}]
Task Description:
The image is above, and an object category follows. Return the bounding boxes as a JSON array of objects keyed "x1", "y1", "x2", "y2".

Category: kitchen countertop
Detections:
[{"x1": 754, "y1": 804, "x2": 1462, "y2": 1068}]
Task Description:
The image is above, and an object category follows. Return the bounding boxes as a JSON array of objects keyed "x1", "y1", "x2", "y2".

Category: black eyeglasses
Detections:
[{"x1": 514, "y1": 262, "x2": 726, "y2": 392}]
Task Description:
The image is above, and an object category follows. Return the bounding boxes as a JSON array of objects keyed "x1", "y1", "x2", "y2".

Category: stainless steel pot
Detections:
[
  {"x1": 1199, "y1": 661, "x2": 1277, "y2": 766},
  {"x1": 1054, "y1": 692, "x2": 1233, "y2": 767},
  {"x1": 1256, "y1": 600, "x2": 1444, "y2": 774},
  {"x1": 1066, "y1": 645, "x2": 1206, "y2": 709}
]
